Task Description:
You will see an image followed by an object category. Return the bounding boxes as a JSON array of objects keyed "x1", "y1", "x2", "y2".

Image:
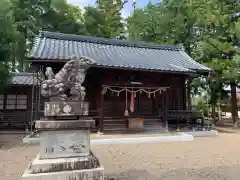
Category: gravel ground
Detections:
[{"x1": 1, "y1": 132, "x2": 240, "y2": 180}]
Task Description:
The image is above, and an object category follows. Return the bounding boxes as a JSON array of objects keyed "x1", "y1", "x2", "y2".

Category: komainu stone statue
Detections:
[
  {"x1": 41, "y1": 56, "x2": 94, "y2": 101},
  {"x1": 22, "y1": 56, "x2": 104, "y2": 180}
]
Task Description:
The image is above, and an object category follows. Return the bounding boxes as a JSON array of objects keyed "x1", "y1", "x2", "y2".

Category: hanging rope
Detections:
[
  {"x1": 124, "y1": 88, "x2": 129, "y2": 116},
  {"x1": 130, "y1": 87, "x2": 134, "y2": 113},
  {"x1": 102, "y1": 86, "x2": 169, "y2": 97}
]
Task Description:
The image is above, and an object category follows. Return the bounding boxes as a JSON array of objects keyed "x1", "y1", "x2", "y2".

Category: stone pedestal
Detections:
[
  {"x1": 22, "y1": 150, "x2": 104, "y2": 180},
  {"x1": 40, "y1": 130, "x2": 90, "y2": 159},
  {"x1": 22, "y1": 101, "x2": 104, "y2": 180},
  {"x1": 22, "y1": 166, "x2": 104, "y2": 180}
]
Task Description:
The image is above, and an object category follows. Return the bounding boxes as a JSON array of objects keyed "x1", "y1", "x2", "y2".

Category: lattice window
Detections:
[
  {"x1": 6, "y1": 94, "x2": 27, "y2": 110},
  {"x1": 0, "y1": 94, "x2": 4, "y2": 109},
  {"x1": 16, "y1": 95, "x2": 27, "y2": 109},
  {"x1": 6, "y1": 94, "x2": 16, "y2": 109}
]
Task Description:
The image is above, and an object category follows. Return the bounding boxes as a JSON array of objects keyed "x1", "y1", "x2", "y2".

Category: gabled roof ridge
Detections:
[{"x1": 40, "y1": 31, "x2": 183, "y2": 51}]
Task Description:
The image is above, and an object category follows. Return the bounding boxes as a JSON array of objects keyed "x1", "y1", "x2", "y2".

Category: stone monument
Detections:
[{"x1": 22, "y1": 57, "x2": 104, "y2": 180}]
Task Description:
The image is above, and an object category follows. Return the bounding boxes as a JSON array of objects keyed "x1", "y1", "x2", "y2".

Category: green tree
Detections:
[
  {"x1": 41, "y1": 0, "x2": 85, "y2": 34},
  {"x1": 127, "y1": 0, "x2": 208, "y2": 110},
  {"x1": 96, "y1": 0, "x2": 126, "y2": 38},
  {"x1": 83, "y1": 6, "x2": 106, "y2": 37},
  {"x1": 10, "y1": 0, "x2": 50, "y2": 71},
  {"x1": 127, "y1": 0, "x2": 206, "y2": 52},
  {"x1": 127, "y1": 0, "x2": 240, "y2": 125},
  {"x1": 127, "y1": 2, "x2": 162, "y2": 42},
  {"x1": 0, "y1": 0, "x2": 17, "y2": 87},
  {"x1": 196, "y1": 0, "x2": 240, "y2": 125}
]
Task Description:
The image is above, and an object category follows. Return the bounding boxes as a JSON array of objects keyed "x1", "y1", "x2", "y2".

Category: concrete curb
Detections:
[
  {"x1": 90, "y1": 134, "x2": 194, "y2": 145},
  {"x1": 22, "y1": 135, "x2": 40, "y2": 145},
  {"x1": 180, "y1": 130, "x2": 218, "y2": 137},
  {"x1": 23, "y1": 133, "x2": 194, "y2": 145}
]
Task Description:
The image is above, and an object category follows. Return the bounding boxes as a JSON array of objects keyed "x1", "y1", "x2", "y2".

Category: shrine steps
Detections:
[
  {"x1": 103, "y1": 118, "x2": 127, "y2": 133},
  {"x1": 102, "y1": 118, "x2": 164, "y2": 133}
]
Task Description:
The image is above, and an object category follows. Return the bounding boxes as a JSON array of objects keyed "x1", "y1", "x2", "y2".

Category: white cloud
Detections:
[{"x1": 66, "y1": 0, "x2": 95, "y2": 7}]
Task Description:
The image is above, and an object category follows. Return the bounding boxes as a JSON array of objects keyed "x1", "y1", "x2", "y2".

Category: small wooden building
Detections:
[
  {"x1": 0, "y1": 72, "x2": 40, "y2": 129},
  {"x1": 27, "y1": 31, "x2": 210, "y2": 132}
]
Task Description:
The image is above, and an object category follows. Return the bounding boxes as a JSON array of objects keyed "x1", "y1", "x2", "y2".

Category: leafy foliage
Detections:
[
  {"x1": 40, "y1": 0, "x2": 85, "y2": 34},
  {"x1": 83, "y1": 6, "x2": 106, "y2": 37},
  {"x1": 10, "y1": 0, "x2": 51, "y2": 71},
  {"x1": 0, "y1": 0, "x2": 17, "y2": 86},
  {"x1": 127, "y1": 0, "x2": 240, "y2": 123},
  {"x1": 96, "y1": 0, "x2": 126, "y2": 38}
]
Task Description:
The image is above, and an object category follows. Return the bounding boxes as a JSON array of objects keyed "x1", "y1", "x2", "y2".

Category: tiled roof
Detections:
[
  {"x1": 28, "y1": 31, "x2": 211, "y2": 73},
  {"x1": 10, "y1": 72, "x2": 39, "y2": 85}
]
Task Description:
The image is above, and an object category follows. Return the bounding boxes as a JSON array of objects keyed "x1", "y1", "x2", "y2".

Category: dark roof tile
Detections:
[
  {"x1": 28, "y1": 31, "x2": 211, "y2": 73},
  {"x1": 10, "y1": 72, "x2": 39, "y2": 85}
]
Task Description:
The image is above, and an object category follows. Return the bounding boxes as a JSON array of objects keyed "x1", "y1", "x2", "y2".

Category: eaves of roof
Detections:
[
  {"x1": 10, "y1": 72, "x2": 40, "y2": 86},
  {"x1": 27, "y1": 31, "x2": 211, "y2": 74}
]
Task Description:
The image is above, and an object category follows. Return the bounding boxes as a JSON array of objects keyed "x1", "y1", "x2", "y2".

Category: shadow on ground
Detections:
[
  {"x1": 214, "y1": 125, "x2": 240, "y2": 134},
  {"x1": 105, "y1": 165, "x2": 240, "y2": 180},
  {"x1": 105, "y1": 169, "x2": 158, "y2": 180},
  {"x1": 0, "y1": 133, "x2": 26, "y2": 149},
  {"x1": 158, "y1": 165, "x2": 240, "y2": 180}
]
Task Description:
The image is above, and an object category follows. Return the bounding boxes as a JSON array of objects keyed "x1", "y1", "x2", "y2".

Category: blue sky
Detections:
[{"x1": 67, "y1": 0, "x2": 160, "y2": 17}]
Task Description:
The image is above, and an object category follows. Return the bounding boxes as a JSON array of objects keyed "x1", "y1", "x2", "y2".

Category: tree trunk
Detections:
[
  {"x1": 230, "y1": 82, "x2": 239, "y2": 126},
  {"x1": 210, "y1": 84, "x2": 218, "y2": 124},
  {"x1": 18, "y1": 37, "x2": 26, "y2": 72},
  {"x1": 16, "y1": 27, "x2": 27, "y2": 72}
]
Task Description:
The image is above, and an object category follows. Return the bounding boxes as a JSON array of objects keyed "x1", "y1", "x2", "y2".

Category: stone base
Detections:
[
  {"x1": 22, "y1": 150, "x2": 104, "y2": 180},
  {"x1": 29, "y1": 152, "x2": 100, "y2": 174},
  {"x1": 40, "y1": 130, "x2": 90, "y2": 159},
  {"x1": 22, "y1": 166, "x2": 104, "y2": 180},
  {"x1": 44, "y1": 101, "x2": 89, "y2": 117},
  {"x1": 35, "y1": 118, "x2": 95, "y2": 130}
]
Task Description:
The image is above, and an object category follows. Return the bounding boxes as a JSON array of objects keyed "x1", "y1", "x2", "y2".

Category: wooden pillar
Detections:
[
  {"x1": 37, "y1": 71, "x2": 41, "y2": 120},
  {"x1": 152, "y1": 95, "x2": 157, "y2": 115},
  {"x1": 164, "y1": 88, "x2": 169, "y2": 132},
  {"x1": 186, "y1": 78, "x2": 192, "y2": 110},
  {"x1": 34, "y1": 71, "x2": 38, "y2": 121},
  {"x1": 201, "y1": 117, "x2": 205, "y2": 130},
  {"x1": 192, "y1": 117, "x2": 196, "y2": 131},
  {"x1": 156, "y1": 93, "x2": 159, "y2": 116},
  {"x1": 31, "y1": 72, "x2": 35, "y2": 131},
  {"x1": 177, "y1": 87, "x2": 180, "y2": 110},
  {"x1": 99, "y1": 86, "x2": 104, "y2": 133},
  {"x1": 137, "y1": 93, "x2": 140, "y2": 113},
  {"x1": 176, "y1": 117, "x2": 180, "y2": 131},
  {"x1": 162, "y1": 94, "x2": 166, "y2": 124}
]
